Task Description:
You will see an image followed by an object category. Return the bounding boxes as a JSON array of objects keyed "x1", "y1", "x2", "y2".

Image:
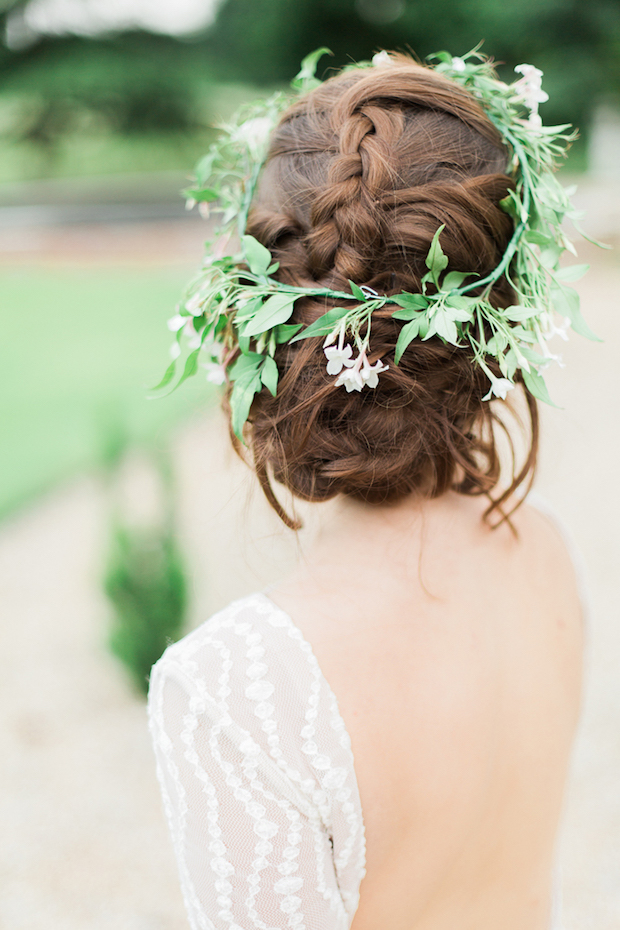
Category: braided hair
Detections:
[{"x1": 234, "y1": 54, "x2": 538, "y2": 528}]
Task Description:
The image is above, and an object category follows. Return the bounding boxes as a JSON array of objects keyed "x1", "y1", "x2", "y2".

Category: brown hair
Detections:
[{"x1": 227, "y1": 54, "x2": 538, "y2": 529}]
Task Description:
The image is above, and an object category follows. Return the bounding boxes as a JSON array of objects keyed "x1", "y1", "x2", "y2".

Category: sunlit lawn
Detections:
[{"x1": 1, "y1": 265, "x2": 213, "y2": 518}]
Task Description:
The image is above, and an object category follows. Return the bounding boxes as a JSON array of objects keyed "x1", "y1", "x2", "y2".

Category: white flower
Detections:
[
  {"x1": 333, "y1": 347, "x2": 389, "y2": 391},
  {"x1": 169, "y1": 342, "x2": 182, "y2": 360},
  {"x1": 324, "y1": 343, "x2": 355, "y2": 375},
  {"x1": 361, "y1": 357, "x2": 389, "y2": 389},
  {"x1": 540, "y1": 345, "x2": 566, "y2": 368},
  {"x1": 231, "y1": 116, "x2": 274, "y2": 156},
  {"x1": 542, "y1": 314, "x2": 571, "y2": 342},
  {"x1": 185, "y1": 293, "x2": 204, "y2": 316},
  {"x1": 483, "y1": 376, "x2": 515, "y2": 401},
  {"x1": 513, "y1": 63, "x2": 549, "y2": 125},
  {"x1": 451, "y1": 57, "x2": 466, "y2": 72},
  {"x1": 167, "y1": 314, "x2": 186, "y2": 332},
  {"x1": 185, "y1": 197, "x2": 196, "y2": 211},
  {"x1": 186, "y1": 329, "x2": 202, "y2": 351},
  {"x1": 198, "y1": 202, "x2": 210, "y2": 220},
  {"x1": 202, "y1": 362, "x2": 227, "y2": 385},
  {"x1": 372, "y1": 51, "x2": 392, "y2": 68},
  {"x1": 335, "y1": 366, "x2": 365, "y2": 392}
]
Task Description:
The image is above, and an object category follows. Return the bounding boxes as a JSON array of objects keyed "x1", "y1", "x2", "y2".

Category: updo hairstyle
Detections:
[{"x1": 228, "y1": 54, "x2": 538, "y2": 528}]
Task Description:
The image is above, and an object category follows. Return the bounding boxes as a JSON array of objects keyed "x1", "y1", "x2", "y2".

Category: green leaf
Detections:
[
  {"x1": 182, "y1": 187, "x2": 219, "y2": 202},
  {"x1": 504, "y1": 348, "x2": 519, "y2": 380},
  {"x1": 519, "y1": 346, "x2": 548, "y2": 365},
  {"x1": 442, "y1": 271, "x2": 471, "y2": 290},
  {"x1": 176, "y1": 349, "x2": 200, "y2": 389},
  {"x1": 487, "y1": 331, "x2": 509, "y2": 354},
  {"x1": 243, "y1": 293, "x2": 297, "y2": 337},
  {"x1": 554, "y1": 263, "x2": 589, "y2": 283},
  {"x1": 425, "y1": 225, "x2": 448, "y2": 285},
  {"x1": 539, "y1": 242, "x2": 563, "y2": 270},
  {"x1": 229, "y1": 351, "x2": 264, "y2": 381},
  {"x1": 395, "y1": 318, "x2": 422, "y2": 363},
  {"x1": 444, "y1": 295, "x2": 476, "y2": 320},
  {"x1": 418, "y1": 317, "x2": 430, "y2": 339},
  {"x1": 230, "y1": 371, "x2": 263, "y2": 441},
  {"x1": 499, "y1": 191, "x2": 523, "y2": 220},
  {"x1": 392, "y1": 307, "x2": 423, "y2": 322},
  {"x1": 433, "y1": 310, "x2": 459, "y2": 345},
  {"x1": 260, "y1": 355, "x2": 279, "y2": 396},
  {"x1": 510, "y1": 326, "x2": 538, "y2": 344},
  {"x1": 242, "y1": 235, "x2": 272, "y2": 276},
  {"x1": 194, "y1": 152, "x2": 216, "y2": 186},
  {"x1": 151, "y1": 360, "x2": 177, "y2": 391},
  {"x1": 274, "y1": 323, "x2": 303, "y2": 343},
  {"x1": 392, "y1": 293, "x2": 429, "y2": 311},
  {"x1": 522, "y1": 369, "x2": 560, "y2": 407},
  {"x1": 238, "y1": 334, "x2": 251, "y2": 355},
  {"x1": 504, "y1": 304, "x2": 539, "y2": 322},
  {"x1": 443, "y1": 302, "x2": 474, "y2": 323},
  {"x1": 235, "y1": 296, "x2": 264, "y2": 323},
  {"x1": 291, "y1": 47, "x2": 332, "y2": 93},
  {"x1": 290, "y1": 306, "x2": 350, "y2": 343},
  {"x1": 524, "y1": 229, "x2": 553, "y2": 247},
  {"x1": 550, "y1": 282, "x2": 601, "y2": 341},
  {"x1": 348, "y1": 280, "x2": 367, "y2": 301}
]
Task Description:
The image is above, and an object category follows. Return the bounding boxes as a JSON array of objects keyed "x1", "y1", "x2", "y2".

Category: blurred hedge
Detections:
[{"x1": 1, "y1": 0, "x2": 619, "y2": 164}]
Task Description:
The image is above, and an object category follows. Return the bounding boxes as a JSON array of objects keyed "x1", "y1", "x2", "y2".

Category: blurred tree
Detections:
[
  {"x1": 204, "y1": 0, "x2": 620, "y2": 132},
  {"x1": 0, "y1": 30, "x2": 212, "y2": 137},
  {"x1": 1, "y1": 0, "x2": 618, "y2": 163},
  {"x1": 0, "y1": 1, "x2": 218, "y2": 164}
]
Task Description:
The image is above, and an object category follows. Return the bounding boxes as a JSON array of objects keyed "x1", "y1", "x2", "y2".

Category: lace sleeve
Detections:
[{"x1": 148, "y1": 646, "x2": 356, "y2": 930}]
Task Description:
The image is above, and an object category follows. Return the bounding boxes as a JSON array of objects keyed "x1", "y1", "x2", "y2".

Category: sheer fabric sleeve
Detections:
[{"x1": 147, "y1": 596, "x2": 365, "y2": 930}]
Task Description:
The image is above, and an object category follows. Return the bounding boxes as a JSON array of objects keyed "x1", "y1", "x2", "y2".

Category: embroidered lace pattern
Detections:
[{"x1": 148, "y1": 592, "x2": 367, "y2": 930}]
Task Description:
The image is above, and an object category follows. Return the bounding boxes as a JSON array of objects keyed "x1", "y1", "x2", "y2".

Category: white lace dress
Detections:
[
  {"x1": 148, "y1": 588, "x2": 568, "y2": 930},
  {"x1": 148, "y1": 592, "x2": 366, "y2": 930}
]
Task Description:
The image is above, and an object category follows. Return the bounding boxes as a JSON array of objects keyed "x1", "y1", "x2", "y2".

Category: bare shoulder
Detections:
[{"x1": 505, "y1": 499, "x2": 585, "y2": 628}]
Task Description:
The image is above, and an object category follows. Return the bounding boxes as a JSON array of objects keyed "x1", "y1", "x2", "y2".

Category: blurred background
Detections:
[{"x1": 1, "y1": 1, "x2": 619, "y2": 928}]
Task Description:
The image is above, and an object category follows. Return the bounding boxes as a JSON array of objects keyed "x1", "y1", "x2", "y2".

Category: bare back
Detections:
[{"x1": 270, "y1": 493, "x2": 583, "y2": 930}]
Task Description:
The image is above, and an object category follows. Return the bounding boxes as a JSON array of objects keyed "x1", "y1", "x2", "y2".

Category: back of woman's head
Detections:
[{"x1": 236, "y1": 54, "x2": 537, "y2": 526}]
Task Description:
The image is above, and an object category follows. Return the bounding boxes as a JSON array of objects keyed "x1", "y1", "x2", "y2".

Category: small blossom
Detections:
[
  {"x1": 335, "y1": 365, "x2": 364, "y2": 392},
  {"x1": 169, "y1": 342, "x2": 182, "y2": 360},
  {"x1": 513, "y1": 63, "x2": 549, "y2": 126},
  {"x1": 543, "y1": 314, "x2": 571, "y2": 342},
  {"x1": 451, "y1": 57, "x2": 466, "y2": 72},
  {"x1": 202, "y1": 361, "x2": 227, "y2": 385},
  {"x1": 186, "y1": 328, "x2": 202, "y2": 350},
  {"x1": 372, "y1": 51, "x2": 392, "y2": 68},
  {"x1": 231, "y1": 116, "x2": 274, "y2": 156},
  {"x1": 167, "y1": 314, "x2": 186, "y2": 332},
  {"x1": 185, "y1": 197, "x2": 196, "y2": 211},
  {"x1": 483, "y1": 376, "x2": 515, "y2": 401},
  {"x1": 361, "y1": 357, "x2": 389, "y2": 389},
  {"x1": 198, "y1": 202, "x2": 210, "y2": 220},
  {"x1": 324, "y1": 343, "x2": 354, "y2": 375},
  {"x1": 333, "y1": 347, "x2": 389, "y2": 392},
  {"x1": 185, "y1": 292, "x2": 204, "y2": 316},
  {"x1": 540, "y1": 345, "x2": 566, "y2": 368}
]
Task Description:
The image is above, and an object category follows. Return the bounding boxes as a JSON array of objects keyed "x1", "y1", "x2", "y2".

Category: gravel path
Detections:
[{"x1": 1, "y1": 199, "x2": 619, "y2": 929}]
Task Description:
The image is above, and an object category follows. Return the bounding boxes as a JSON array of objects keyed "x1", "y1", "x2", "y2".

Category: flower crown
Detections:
[{"x1": 156, "y1": 48, "x2": 599, "y2": 441}]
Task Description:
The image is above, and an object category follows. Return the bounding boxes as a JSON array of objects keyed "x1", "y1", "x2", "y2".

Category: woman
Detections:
[{"x1": 149, "y1": 51, "x2": 585, "y2": 930}]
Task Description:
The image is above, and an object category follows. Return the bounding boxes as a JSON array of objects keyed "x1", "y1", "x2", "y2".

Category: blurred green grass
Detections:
[{"x1": 0, "y1": 265, "x2": 212, "y2": 518}]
